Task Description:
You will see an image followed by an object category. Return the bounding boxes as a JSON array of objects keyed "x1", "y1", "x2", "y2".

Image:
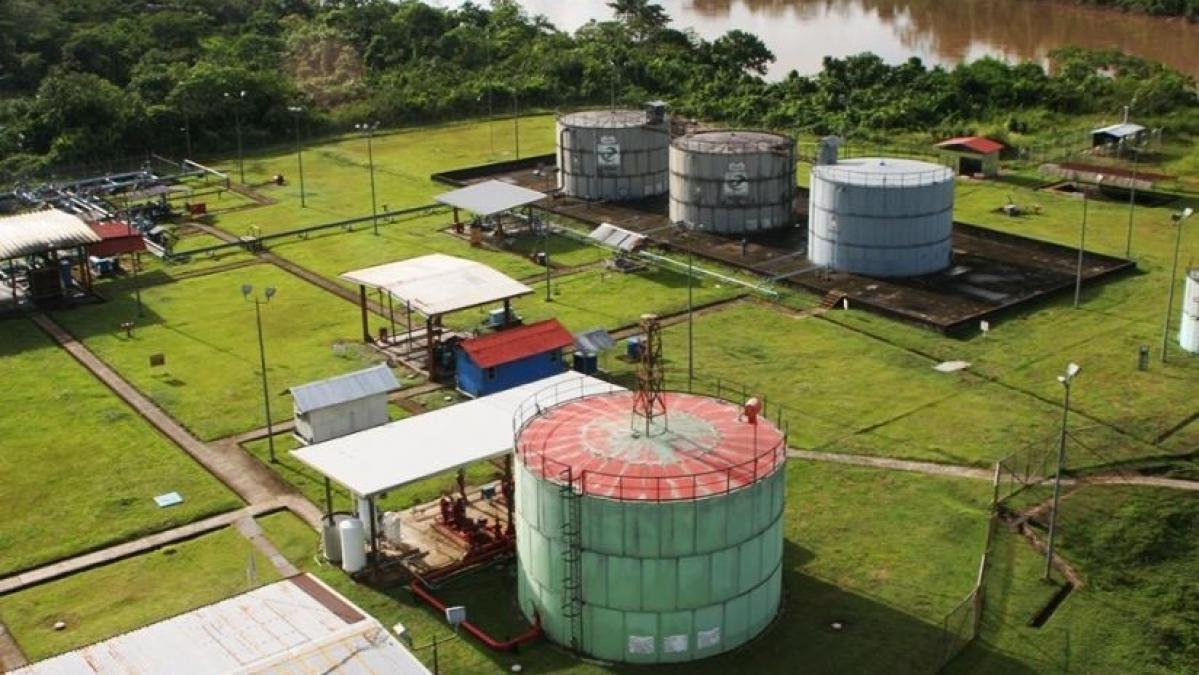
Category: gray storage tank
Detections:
[
  {"x1": 557, "y1": 108, "x2": 670, "y2": 201},
  {"x1": 669, "y1": 131, "x2": 796, "y2": 234},
  {"x1": 807, "y1": 156, "x2": 955, "y2": 277}
]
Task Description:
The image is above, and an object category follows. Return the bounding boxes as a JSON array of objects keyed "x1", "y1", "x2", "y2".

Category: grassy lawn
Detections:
[
  {"x1": 212, "y1": 115, "x2": 555, "y2": 237},
  {"x1": 0, "y1": 526, "x2": 279, "y2": 662},
  {"x1": 0, "y1": 319, "x2": 240, "y2": 577},
  {"x1": 260, "y1": 461, "x2": 998, "y2": 674},
  {"x1": 450, "y1": 265, "x2": 742, "y2": 334},
  {"x1": 50, "y1": 265, "x2": 388, "y2": 440},
  {"x1": 952, "y1": 485, "x2": 1199, "y2": 675}
]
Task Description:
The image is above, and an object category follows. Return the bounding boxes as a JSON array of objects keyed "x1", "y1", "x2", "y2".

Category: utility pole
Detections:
[
  {"x1": 1161, "y1": 208, "x2": 1195, "y2": 363},
  {"x1": 1124, "y1": 147, "x2": 1138, "y2": 258},
  {"x1": 543, "y1": 216, "x2": 551, "y2": 302},
  {"x1": 1074, "y1": 176, "x2": 1102, "y2": 308},
  {"x1": 242, "y1": 284, "x2": 278, "y2": 462},
  {"x1": 512, "y1": 88, "x2": 520, "y2": 160},
  {"x1": 1044, "y1": 362, "x2": 1080, "y2": 581},
  {"x1": 288, "y1": 106, "x2": 306, "y2": 208}
]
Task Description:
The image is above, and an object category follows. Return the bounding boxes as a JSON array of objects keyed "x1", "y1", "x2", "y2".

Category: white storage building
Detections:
[{"x1": 290, "y1": 364, "x2": 399, "y2": 445}]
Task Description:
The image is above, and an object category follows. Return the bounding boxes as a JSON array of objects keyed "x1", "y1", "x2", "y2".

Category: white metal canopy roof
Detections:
[
  {"x1": 0, "y1": 208, "x2": 101, "y2": 259},
  {"x1": 340, "y1": 254, "x2": 532, "y2": 316},
  {"x1": 434, "y1": 180, "x2": 545, "y2": 216},
  {"x1": 13, "y1": 575, "x2": 430, "y2": 675},
  {"x1": 292, "y1": 372, "x2": 624, "y2": 497}
]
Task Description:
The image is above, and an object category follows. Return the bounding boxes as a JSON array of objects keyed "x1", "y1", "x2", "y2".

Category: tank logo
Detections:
[
  {"x1": 723, "y1": 162, "x2": 750, "y2": 204},
  {"x1": 597, "y1": 136, "x2": 621, "y2": 175}
]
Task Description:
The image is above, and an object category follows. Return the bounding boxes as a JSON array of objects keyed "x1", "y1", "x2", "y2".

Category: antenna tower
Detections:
[{"x1": 631, "y1": 313, "x2": 668, "y2": 435}]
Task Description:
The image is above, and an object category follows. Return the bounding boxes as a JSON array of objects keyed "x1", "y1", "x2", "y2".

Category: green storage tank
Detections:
[{"x1": 515, "y1": 391, "x2": 786, "y2": 663}]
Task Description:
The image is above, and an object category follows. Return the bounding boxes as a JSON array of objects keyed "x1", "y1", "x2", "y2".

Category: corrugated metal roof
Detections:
[
  {"x1": 935, "y1": 136, "x2": 1004, "y2": 155},
  {"x1": 1092, "y1": 123, "x2": 1145, "y2": 138},
  {"x1": 12, "y1": 575, "x2": 430, "y2": 674},
  {"x1": 460, "y1": 319, "x2": 574, "y2": 369},
  {"x1": 340, "y1": 254, "x2": 533, "y2": 316},
  {"x1": 290, "y1": 364, "x2": 399, "y2": 414},
  {"x1": 292, "y1": 372, "x2": 622, "y2": 496},
  {"x1": 0, "y1": 208, "x2": 101, "y2": 259},
  {"x1": 574, "y1": 328, "x2": 615, "y2": 354},
  {"x1": 434, "y1": 180, "x2": 545, "y2": 216},
  {"x1": 588, "y1": 222, "x2": 646, "y2": 251}
]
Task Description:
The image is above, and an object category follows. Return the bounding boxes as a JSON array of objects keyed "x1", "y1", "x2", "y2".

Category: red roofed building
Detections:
[
  {"x1": 87, "y1": 220, "x2": 147, "y2": 258},
  {"x1": 935, "y1": 136, "x2": 1005, "y2": 177},
  {"x1": 455, "y1": 319, "x2": 575, "y2": 396}
]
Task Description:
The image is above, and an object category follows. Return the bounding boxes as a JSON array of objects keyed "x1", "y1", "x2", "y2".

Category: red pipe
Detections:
[{"x1": 409, "y1": 580, "x2": 543, "y2": 651}]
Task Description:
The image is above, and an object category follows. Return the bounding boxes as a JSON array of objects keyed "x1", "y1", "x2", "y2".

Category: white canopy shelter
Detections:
[
  {"x1": 292, "y1": 372, "x2": 623, "y2": 498},
  {"x1": 341, "y1": 253, "x2": 532, "y2": 317},
  {"x1": 0, "y1": 208, "x2": 101, "y2": 259},
  {"x1": 435, "y1": 180, "x2": 545, "y2": 217}
]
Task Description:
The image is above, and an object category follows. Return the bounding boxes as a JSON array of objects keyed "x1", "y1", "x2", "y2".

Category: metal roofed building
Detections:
[
  {"x1": 12, "y1": 574, "x2": 431, "y2": 675},
  {"x1": 340, "y1": 254, "x2": 534, "y2": 378},
  {"x1": 455, "y1": 319, "x2": 575, "y2": 397},
  {"x1": 290, "y1": 364, "x2": 400, "y2": 444},
  {"x1": 434, "y1": 179, "x2": 545, "y2": 217},
  {"x1": 0, "y1": 208, "x2": 103, "y2": 310},
  {"x1": 1091, "y1": 122, "x2": 1145, "y2": 148},
  {"x1": 587, "y1": 222, "x2": 646, "y2": 252},
  {"x1": 935, "y1": 136, "x2": 1004, "y2": 177}
]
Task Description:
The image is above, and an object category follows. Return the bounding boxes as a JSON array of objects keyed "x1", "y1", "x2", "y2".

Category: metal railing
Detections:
[{"x1": 510, "y1": 376, "x2": 787, "y2": 502}]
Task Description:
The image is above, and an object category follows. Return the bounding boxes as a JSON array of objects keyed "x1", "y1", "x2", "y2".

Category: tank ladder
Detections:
[{"x1": 558, "y1": 466, "x2": 585, "y2": 652}]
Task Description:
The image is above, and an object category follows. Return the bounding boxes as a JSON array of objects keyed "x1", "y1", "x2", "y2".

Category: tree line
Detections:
[{"x1": 0, "y1": 0, "x2": 1196, "y2": 183}]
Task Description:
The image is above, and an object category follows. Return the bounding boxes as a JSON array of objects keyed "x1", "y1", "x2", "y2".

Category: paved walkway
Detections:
[
  {"x1": 32, "y1": 314, "x2": 315, "y2": 512},
  {"x1": 233, "y1": 516, "x2": 300, "y2": 577},
  {"x1": 787, "y1": 449, "x2": 995, "y2": 481},
  {"x1": 0, "y1": 622, "x2": 26, "y2": 670},
  {"x1": 0, "y1": 503, "x2": 281, "y2": 596}
]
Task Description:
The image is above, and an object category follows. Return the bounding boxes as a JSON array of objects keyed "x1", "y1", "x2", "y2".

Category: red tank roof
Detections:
[
  {"x1": 460, "y1": 319, "x2": 574, "y2": 368},
  {"x1": 936, "y1": 136, "x2": 1004, "y2": 155},
  {"x1": 516, "y1": 391, "x2": 786, "y2": 501}
]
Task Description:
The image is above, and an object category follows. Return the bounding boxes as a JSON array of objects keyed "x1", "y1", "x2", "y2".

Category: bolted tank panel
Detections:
[
  {"x1": 515, "y1": 391, "x2": 786, "y2": 663},
  {"x1": 669, "y1": 131, "x2": 797, "y2": 234},
  {"x1": 1181, "y1": 269, "x2": 1199, "y2": 354},
  {"x1": 807, "y1": 157, "x2": 956, "y2": 277},
  {"x1": 557, "y1": 110, "x2": 670, "y2": 201}
]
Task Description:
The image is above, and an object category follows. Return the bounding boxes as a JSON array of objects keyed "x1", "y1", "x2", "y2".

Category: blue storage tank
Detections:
[
  {"x1": 573, "y1": 351, "x2": 599, "y2": 375},
  {"x1": 626, "y1": 337, "x2": 643, "y2": 361}
]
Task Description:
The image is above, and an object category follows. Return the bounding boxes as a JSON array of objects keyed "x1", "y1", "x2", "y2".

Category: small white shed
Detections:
[{"x1": 290, "y1": 364, "x2": 399, "y2": 445}]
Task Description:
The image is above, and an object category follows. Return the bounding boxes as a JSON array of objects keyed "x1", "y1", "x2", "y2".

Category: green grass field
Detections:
[
  {"x1": 259, "y1": 461, "x2": 997, "y2": 675},
  {"x1": 51, "y1": 265, "x2": 390, "y2": 440},
  {"x1": 0, "y1": 526, "x2": 279, "y2": 661},
  {"x1": 0, "y1": 319, "x2": 240, "y2": 576}
]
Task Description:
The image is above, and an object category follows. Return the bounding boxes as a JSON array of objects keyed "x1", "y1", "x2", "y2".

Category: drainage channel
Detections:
[{"x1": 1028, "y1": 581, "x2": 1075, "y2": 628}]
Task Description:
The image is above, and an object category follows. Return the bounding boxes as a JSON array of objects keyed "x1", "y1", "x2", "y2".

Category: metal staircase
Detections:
[{"x1": 558, "y1": 466, "x2": 584, "y2": 652}]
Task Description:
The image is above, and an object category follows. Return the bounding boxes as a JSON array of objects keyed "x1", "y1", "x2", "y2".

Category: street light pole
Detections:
[
  {"x1": 356, "y1": 123, "x2": 379, "y2": 234},
  {"x1": 1124, "y1": 148, "x2": 1139, "y2": 258},
  {"x1": 225, "y1": 90, "x2": 246, "y2": 184},
  {"x1": 1161, "y1": 208, "x2": 1195, "y2": 363},
  {"x1": 1044, "y1": 362, "x2": 1080, "y2": 581},
  {"x1": 242, "y1": 284, "x2": 278, "y2": 462},
  {"x1": 1074, "y1": 176, "x2": 1102, "y2": 309},
  {"x1": 287, "y1": 106, "x2": 306, "y2": 208}
]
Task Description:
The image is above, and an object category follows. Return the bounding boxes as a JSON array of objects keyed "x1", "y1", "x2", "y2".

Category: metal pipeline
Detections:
[{"x1": 408, "y1": 579, "x2": 543, "y2": 651}]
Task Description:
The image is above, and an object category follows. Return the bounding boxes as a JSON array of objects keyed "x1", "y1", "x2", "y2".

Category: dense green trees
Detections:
[{"x1": 0, "y1": 0, "x2": 1195, "y2": 183}]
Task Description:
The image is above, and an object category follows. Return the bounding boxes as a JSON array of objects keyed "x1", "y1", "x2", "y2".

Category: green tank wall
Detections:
[{"x1": 515, "y1": 460, "x2": 785, "y2": 663}]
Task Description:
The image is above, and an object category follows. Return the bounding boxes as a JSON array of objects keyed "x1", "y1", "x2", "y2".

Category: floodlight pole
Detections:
[
  {"x1": 362, "y1": 123, "x2": 379, "y2": 234},
  {"x1": 288, "y1": 106, "x2": 306, "y2": 208},
  {"x1": 1074, "y1": 177, "x2": 1101, "y2": 308},
  {"x1": 512, "y1": 89, "x2": 520, "y2": 160},
  {"x1": 1161, "y1": 209, "x2": 1194, "y2": 363},
  {"x1": 225, "y1": 91, "x2": 246, "y2": 184},
  {"x1": 544, "y1": 217, "x2": 552, "y2": 302},
  {"x1": 1044, "y1": 364, "x2": 1078, "y2": 581},
  {"x1": 244, "y1": 287, "x2": 276, "y2": 462}
]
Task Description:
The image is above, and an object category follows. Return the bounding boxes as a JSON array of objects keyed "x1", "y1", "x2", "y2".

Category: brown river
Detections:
[{"x1": 430, "y1": 0, "x2": 1199, "y2": 79}]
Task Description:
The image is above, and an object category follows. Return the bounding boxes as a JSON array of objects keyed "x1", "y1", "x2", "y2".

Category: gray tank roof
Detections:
[
  {"x1": 811, "y1": 157, "x2": 954, "y2": 187},
  {"x1": 558, "y1": 109, "x2": 653, "y2": 128},
  {"x1": 672, "y1": 130, "x2": 793, "y2": 154}
]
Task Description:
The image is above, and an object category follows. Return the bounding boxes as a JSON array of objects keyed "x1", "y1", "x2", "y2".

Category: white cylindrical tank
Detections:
[
  {"x1": 321, "y1": 513, "x2": 351, "y2": 563},
  {"x1": 669, "y1": 131, "x2": 796, "y2": 234},
  {"x1": 557, "y1": 109, "x2": 670, "y2": 201},
  {"x1": 338, "y1": 517, "x2": 367, "y2": 574},
  {"x1": 1180, "y1": 269, "x2": 1199, "y2": 354},
  {"x1": 808, "y1": 157, "x2": 956, "y2": 277}
]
